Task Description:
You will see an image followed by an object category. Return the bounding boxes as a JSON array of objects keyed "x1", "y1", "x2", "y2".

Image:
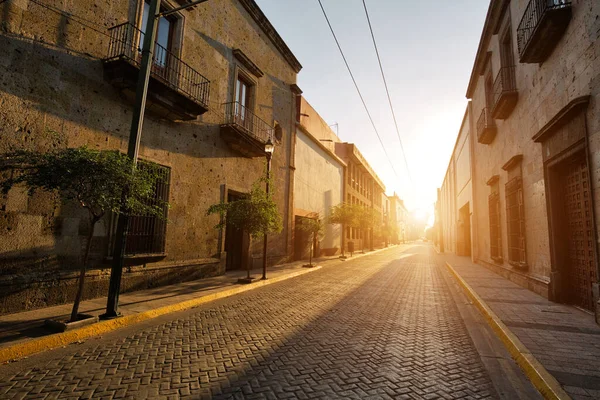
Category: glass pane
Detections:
[
  {"x1": 155, "y1": 18, "x2": 171, "y2": 66},
  {"x1": 140, "y1": 2, "x2": 150, "y2": 52}
]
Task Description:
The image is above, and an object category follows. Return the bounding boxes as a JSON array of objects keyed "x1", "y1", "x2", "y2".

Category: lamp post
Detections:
[
  {"x1": 102, "y1": 0, "x2": 209, "y2": 319},
  {"x1": 262, "y1": 138, "x2": 274, "y2": 280}
]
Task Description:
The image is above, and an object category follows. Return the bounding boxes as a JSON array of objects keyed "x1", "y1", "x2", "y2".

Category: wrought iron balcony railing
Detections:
[
  {"x1": 223, "y1": 101, "x2": 274, "y2": 144},
  {"x1": 492, "y1": 66, "x2": 518, "y2": 119},
  {"x1": 106, "y1": 22, "x2": 210, "y2": 110},
  {"x1": 517, "y1": 0, "x2": 572, "y2": 63},
  {"x1": 477, "y1": 107, "x2": 497, "y2": 145}
]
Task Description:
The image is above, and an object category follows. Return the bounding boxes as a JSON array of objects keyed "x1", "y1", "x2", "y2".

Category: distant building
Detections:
[
  {"x1": 293, "y1": 96, "x2": 345, "y2": 259},
  {"x1": 439, "y1": 0, "x2": 600, "y2": 319},
  {"x1": 439, "y1": 107, "x2": 473, "y2": 257},
  {"x1": 334, "y1": 143, "x2": 386, "y2": 251},
  {"x1": 388, "y1": 193, "x2": 408, "y2": 244}
]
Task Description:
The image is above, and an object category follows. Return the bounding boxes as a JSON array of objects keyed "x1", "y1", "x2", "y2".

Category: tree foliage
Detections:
[
  {"x1": 356, "y1": 206, "x2": 381, "y2": 232},
  {"x1": 0, "y1": 147, "x2": 167, "y2": 221},
  {"x1": 0, "y1": 146, "x2": 168, "y2": 322},
  {"x1": 298, "y1": 216, "x2": 325, "y2": 240},
  {"x1": 327, "y1": 202, "x2": 362, "y2": 228},
  {"x1": 207, "y1": 177, "x2": 282, "y2": 239}
]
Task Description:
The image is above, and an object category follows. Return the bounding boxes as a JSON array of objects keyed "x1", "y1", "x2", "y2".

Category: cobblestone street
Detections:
[{"x1": 0, "y1": 245, "x2": 526, "y2": 399}]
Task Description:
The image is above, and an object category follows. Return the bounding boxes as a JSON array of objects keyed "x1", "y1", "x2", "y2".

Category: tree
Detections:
[
  {"x1": 328, "y1": 202, "x2": 361, "y2": 256},
  {"x1": 356, "y1": 207, "x2": 382, "y2": 251},
  {"x1": 0, "y1": 147, "x2": 167, "y2": 322},
  {"x1": 298, "y1": 216, "x2": 325, "y2": 266},
  {"x1": 207, "y1": 177, "x2": 282, "y2": 240}
]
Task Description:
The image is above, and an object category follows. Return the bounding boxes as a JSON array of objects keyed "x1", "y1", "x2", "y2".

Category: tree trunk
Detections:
[
  {"x1": 309, "y1": 233, "x2": 313, "y2": 266},
  {"x1": 70, "y1": 217, "x2": 97, "y2": 322}
]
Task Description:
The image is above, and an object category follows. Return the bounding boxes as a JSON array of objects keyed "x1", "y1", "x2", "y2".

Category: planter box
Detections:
[{"x1": 44, "y1": 314, "x2": 99, "y2": 332}]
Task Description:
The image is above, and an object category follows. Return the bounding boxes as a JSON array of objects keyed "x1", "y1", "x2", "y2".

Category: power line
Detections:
[
  {"x1": 362, "y1": 0, "x2": 412, "y2": 187},
  {"x1": 316, "y1": 0, "x2": 402, "y2": 183},
  {"x1": 26, "y1": 0, "x2": 112, "y2": 39}
]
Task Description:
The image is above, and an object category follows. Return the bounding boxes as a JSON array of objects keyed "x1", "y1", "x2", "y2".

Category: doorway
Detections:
[
  {"x1": 552, "y1": 153, "x2": 598, "y2": 311},
  {"x1": 225, "y1": 192, "x2": 249, "y2": 271},
  {"x1": 294, "y1": 216, "x2": 312, "y2": 261},
  {"x1": 457, "y1": 203, "x2": 471, "y2": 257}
]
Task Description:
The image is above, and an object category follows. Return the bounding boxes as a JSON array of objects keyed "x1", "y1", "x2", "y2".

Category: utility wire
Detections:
[
  {"x1": 26, "y1": 0, "x2": 113, "y2": 39},
  {"x1": 362, "y1": 0, "x2": 413, "y2": 186},
  {"x1": 317, "y1": 0, "x2": 402, "y2": 183}
]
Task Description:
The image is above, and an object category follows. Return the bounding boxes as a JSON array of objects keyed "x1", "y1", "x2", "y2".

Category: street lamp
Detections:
[
  {"x1": 102, "y1": 0, "x2": 209, "y2": 319},
  {"x1": 262, "y1": 138, "x2": 274, "y2": 280}
]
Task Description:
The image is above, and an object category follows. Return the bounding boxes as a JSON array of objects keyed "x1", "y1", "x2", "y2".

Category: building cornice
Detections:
[
  {"x1": 502, "y1": 154, "x2": 523, "y2": 171},
  {"x1": 466, "y1": 0, "x2": 510, "y2": 99},
  {"x1": 532, "y1": 95, "x2": 591, "y2": 143},
  {"x1": 233, "y1": 49, "x2": 264, "y2": 77},
  {"x1": 486, "y1": 175, "x2": 499, "y2": 186},
  {"x1": 237, "y1": 0, "x2": 303, "y2": 73}
]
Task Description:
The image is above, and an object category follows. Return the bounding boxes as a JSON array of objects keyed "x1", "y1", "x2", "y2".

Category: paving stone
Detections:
[{"x1": 2, "y1": 246, "x2": 497, "y2": 399}]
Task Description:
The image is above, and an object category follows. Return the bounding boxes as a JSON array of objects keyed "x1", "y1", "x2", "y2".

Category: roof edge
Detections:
[
  {"x1": 237, "y1": 0, "x2": 303, "y2": 73},
  {"x1": 465, "y1": 0, "x2": 509, "y2": 99}
]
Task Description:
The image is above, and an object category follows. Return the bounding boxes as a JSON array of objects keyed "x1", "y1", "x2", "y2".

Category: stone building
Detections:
[
  {"x1": 439, "y1": 106, "x2": 473, "y2": 257},
  {"x1": 388, "y1": 192, "x2": 408, "y2": 244},
  {"x1": 439, "y1": 0, "x2": 600, "y2": 319},
  {"x1": 334, "y1": 142, "x2": 386, "y2": 252},
  {"x1": 292, "y1": 96, "x2": 345, "y2": 259},
  {"x1": 0, "y1": 0, "x2": 302, "y2": 313}
]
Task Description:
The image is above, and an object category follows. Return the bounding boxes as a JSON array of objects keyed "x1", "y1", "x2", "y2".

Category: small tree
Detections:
[
  {"x1": 207, "y1": 177, "x2": 282, "y2": 276},
  {"x1": 356, "y1": 207, "x2": 382, "y2": 251},
  {"x1": 207, "y1": 177, "x2": 282, "y2": 238},
  {"x1": 0, "y1": 147, "x2": 167, "y2": 322},
  {"x1": 328, "y1": 202, "x2": 361, "y2": 256},
  {"x1": 298, "y1": 216, "x2": 325, "y2": 266}
]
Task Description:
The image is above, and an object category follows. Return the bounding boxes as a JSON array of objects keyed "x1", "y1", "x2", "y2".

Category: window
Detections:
[
  {"x1": 140, "y1": 0, "x2": 176, "y2": 68},
  {"x1": 125, "y1": 161, "x2": 171, "y2": 255},
  {"x1": 488, "y1": 179, "x2": 502, "y2": 262},
  {"x1": 502, "y1": 155, "x2": 527, "y2": 268}
]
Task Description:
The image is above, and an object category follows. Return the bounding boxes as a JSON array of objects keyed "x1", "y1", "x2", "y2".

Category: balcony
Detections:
[
  {"x1": 103, "y1": 23, "x2": 210, "y2": 121},
  {"x1": 220, "y1": 102, "x2": 274, "y2": 157},
  {"x1": 517, "y1": 0, "x2": 572, "y2": 63},
  {"x1": 491, "y1": 66, "x2": 518, "y2": 120},
  {"x1": 477, "y1": 107, "x2": 497, "y2": 145}
]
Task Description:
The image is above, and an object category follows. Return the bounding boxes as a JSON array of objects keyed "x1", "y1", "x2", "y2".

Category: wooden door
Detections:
[{"x1": 562, "y1": 155, "x2": 597, "y2": 310}]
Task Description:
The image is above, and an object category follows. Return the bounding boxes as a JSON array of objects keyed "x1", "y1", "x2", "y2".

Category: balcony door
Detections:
[
  {"x1": 141, "y1": 1, "x2": 175, "y2": 73},
  {"x1": 235, "y1": 75, "x2": 253, "y2": 131}
]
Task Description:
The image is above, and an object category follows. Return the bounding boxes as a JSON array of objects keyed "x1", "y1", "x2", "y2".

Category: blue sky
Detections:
[{"x1": 255, "y1": 0, "x2": 489, "y2": 213}]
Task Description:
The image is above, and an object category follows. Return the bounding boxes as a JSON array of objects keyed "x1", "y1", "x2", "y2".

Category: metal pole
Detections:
[
  {"x1": 102, "y1": 0, "x2": 161, "y2": 319},
  {"x1": 262, "y1": 154, "x2": 272, "y2": 280}
]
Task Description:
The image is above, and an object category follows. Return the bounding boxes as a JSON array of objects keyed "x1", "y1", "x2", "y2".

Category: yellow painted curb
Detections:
[
  {"x1": 444, "y1": 261, "x2": 570, "y2": 400},
  {"x1": 0, "y1": 266, "x2": 321, "y2": 364}
]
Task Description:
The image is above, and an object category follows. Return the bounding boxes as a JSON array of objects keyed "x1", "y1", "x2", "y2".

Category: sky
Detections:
[{"x1": 255, "y1": 0, "x2": 489, "y2": 216}]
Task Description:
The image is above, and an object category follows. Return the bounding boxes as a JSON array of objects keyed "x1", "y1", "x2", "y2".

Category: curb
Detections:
[
  {"x1": 444, "y1": 261, "x2": 570, "y2": 400},
  {"x1": 0, "y1": 266, "x2": 322, "y2": 364}
]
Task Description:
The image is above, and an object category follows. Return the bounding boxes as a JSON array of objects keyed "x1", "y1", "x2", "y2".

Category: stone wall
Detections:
[
  {"x1": 0, "y1": 0, "x2": 300, "y2": 313},
  {"x1": 294, "y1": 97, "x2": 344, "y2": 256},
  {"x1": 440, "y1": 107, "x2": 472, "y2": 256},
  {"x1": 466, "y1": 0, "x2": 599, "y2": 296}
]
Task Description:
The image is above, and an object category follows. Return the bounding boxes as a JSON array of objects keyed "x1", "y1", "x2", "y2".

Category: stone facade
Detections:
[
  {"x1": 0, "y1": 0, "x2": 301, "y2": 313},
  {"x1": 388, "y1": 193, "x2": 408, "y2": 244},
  {"x1": 439, "y1": 106, "x2": 473, "y2": 258},
  {"x1": 440, "y1": 0, "x2": 600, "y2": 315},
  {"x1": 293, "y1": 96, "x2": 345, "y2": 259},
  {"x1": 334, "y1": 143, "x2": 386, "y2": 252}
]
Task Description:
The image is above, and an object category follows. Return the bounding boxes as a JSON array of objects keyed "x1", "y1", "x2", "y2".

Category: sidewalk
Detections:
[
  {"x1": 0, "y1": 246, "x2": 396, "y2": 356},
  {"x1": 441, "y1": 253, "x2": 600, "y2": 400}
]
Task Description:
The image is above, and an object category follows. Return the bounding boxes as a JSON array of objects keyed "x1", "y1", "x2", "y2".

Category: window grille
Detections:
[
  {"x1": 505, "y1": 177, "x2": 526, "y2": 267},
  {"x1": 488, "y1": 192, "x2": 502, "y2": 261},
  {"x1": 124, "y1": 161, "x2": 171, "y2": 255}
]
